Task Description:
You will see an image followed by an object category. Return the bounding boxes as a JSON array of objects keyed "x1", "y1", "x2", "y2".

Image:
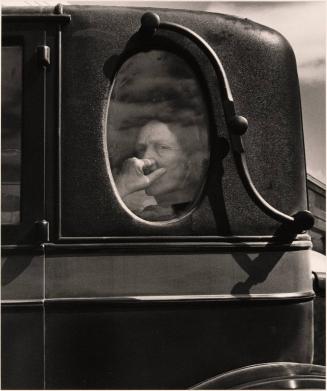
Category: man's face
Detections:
[{"x1": 135, "y1": 121, "x2": 188, "y2": 197}]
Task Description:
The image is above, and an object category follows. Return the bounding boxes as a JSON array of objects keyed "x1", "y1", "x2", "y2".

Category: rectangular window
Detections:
[{"x1": 1, "y1": 46, "x2": 22, "y2": 225}]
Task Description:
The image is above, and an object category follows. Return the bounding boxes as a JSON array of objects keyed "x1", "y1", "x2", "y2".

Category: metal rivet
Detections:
[
  {"x1": 141, "y1": 12, "x2": 160, "y2": 33},
  {"x1": 293, "y1": 210, "x2": 314, "y2": 231},
  {"x1": 229, "y1": 115, "x2": 248, "y2": 135}
]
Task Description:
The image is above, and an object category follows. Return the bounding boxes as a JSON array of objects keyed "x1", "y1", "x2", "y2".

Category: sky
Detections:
[{"x1": 2, "y1": 0, "x2": 326, "y2": 184}]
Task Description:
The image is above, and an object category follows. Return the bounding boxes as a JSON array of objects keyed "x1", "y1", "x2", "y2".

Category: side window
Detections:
[
  {"x1": 1, "y1": 46, "x2": 23, "y2": 225},
  {"x1": 107, "y1": 50, "x2": 210, "y2": 222},
  {"x1": 1, "y1": 29, "x2": 47, "y2": 245}
]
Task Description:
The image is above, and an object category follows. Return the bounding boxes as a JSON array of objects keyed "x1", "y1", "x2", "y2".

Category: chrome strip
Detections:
[
  {"x1": 54, "y1": 235, "x2": 311, "y2": 242},
  {"x1": 2, "y1": 236, "x2": 312, "y2": 252},
  {"x1": 2, "y1": 15, "x2": 71, "y2": 24},
  {"x1": 42, "y1": 241, "x2": 312, "y2": 252},
  {"x1": 1, "y1": 299, "x2": 44, "y2": 305},
  {"x1": 1, "y1": 291, "x2": 315, "y2": 305}
]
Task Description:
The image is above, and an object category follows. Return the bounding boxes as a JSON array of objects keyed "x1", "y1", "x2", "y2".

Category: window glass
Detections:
[
  {"x1": 107, "y1": 50, "x2": 210, "y2": 221},
  {"x1": 1, "y1": 46, "x2": 22, "y2": 225}
]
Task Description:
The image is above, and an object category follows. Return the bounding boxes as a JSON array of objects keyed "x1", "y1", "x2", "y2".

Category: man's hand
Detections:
[{"x1": 115, "y1": 157, "x2": 166, "y2": 198}]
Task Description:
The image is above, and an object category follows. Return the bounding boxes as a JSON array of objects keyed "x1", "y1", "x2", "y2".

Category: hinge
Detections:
[
  {"x1": 37, "y1": 45, "x2": 50, "y2": 67},
  {"x1": 35, "y1": 220, "x2": 50, "y2": 243}
]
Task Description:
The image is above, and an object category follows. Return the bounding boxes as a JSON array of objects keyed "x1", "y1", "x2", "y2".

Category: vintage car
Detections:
[{"x1": 1, "y1": 4, "x2": 325, "y2": 389}]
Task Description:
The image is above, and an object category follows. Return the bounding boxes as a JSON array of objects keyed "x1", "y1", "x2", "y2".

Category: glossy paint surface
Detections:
[
  {"x1": 44, "y1": 300, "x2": 313, "y2": 389},
  {"x1": 1, "y1": 304, "x2": 44, "y2": 389},
  {"x1": 45, "y1": 249, "x2": 313, "y2": 299}
]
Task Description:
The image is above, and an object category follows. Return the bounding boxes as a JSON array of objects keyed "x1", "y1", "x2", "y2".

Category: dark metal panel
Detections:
[
  {"x1": 58, "y1": 6, "x2": 307, "y2": 239},
  {"x1": 44, "y1": 300, "x2": 313, "y2": 389},
  {"x1": 45, "y1": 249, "x2": 312, "y2": 299},
  {"x1": 314, "y1": 295, "x2": 326, "y2": 365},
  {"x1": 1, "y1": 304, "x2": 44, "y2": 389}
]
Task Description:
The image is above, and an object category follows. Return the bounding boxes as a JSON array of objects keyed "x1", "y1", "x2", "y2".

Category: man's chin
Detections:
[
  {"x1": 145, "y1": 183, "x2": 173, "y2": 198},
  {"x1": 145, "y1": 186, "x2": 161, "y2": 197}
]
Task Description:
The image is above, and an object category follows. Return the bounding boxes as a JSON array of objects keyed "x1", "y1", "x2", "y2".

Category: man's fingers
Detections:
[
  {"x1": 141, "y1": 159, "x2": 157, "y2": 174},
  {"x1": 142, "y1": 158, "x2": 156, "y2": 168},
  {"x1": 132, "y1": 158, "x2": 156, "y2": 175},
  {"x1": 146, "y1": 167, "x2": 166, "y2": 185}
]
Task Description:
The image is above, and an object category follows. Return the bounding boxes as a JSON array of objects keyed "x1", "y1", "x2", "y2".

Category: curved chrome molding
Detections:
[
  {"x1": 191, "y1": 362, "x2": 326, "y2": 390},
  {"x1": 1, "y1": 291, "x2": 315, "y2": 306},
  {"x1": 139, "y1": 12, "x2": 314, "y2": 234}
]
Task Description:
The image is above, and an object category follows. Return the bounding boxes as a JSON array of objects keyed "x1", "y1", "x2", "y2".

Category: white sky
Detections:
[{"x1": 1, "y1": 0, "x2": 326, "y2": 183}]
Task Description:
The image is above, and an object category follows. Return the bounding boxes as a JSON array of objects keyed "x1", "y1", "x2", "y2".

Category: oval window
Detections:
[{"x1": 107, "y1": 50, "x2": 210, "y2": 222}]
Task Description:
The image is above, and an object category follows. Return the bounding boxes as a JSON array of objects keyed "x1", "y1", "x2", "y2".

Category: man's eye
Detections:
[{"x1": 157, "y1": 145, "x2": 171, "y2": 151}]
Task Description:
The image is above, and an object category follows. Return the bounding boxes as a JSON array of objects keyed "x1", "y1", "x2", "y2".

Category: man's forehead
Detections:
[
  {"x1": 142, "y1": 121, "x2": 171, "y2": 132},
  {"x1": 138, "y1": 122, "x2": 178, "y2": 142}
]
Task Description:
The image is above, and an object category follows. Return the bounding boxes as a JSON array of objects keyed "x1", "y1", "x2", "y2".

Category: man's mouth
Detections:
[{"x1": 143, "y1": 163, "x2": 159, "y2": 176}]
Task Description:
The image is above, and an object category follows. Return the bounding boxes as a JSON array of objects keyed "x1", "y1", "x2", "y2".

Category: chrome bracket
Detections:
[
  {"x1": 37, "y1": 45, "x2": 50, "y2": 67},
  {"x1": 35, "y1": 220, "x2": 50, "y2": 243}
]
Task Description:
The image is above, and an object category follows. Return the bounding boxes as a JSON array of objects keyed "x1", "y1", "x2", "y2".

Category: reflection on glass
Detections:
[
  {"x1": 107, "y1": 50, "x2": 210, "y2": 221},
  {"x1": 1, "y1": 46, "x2": 22, "y2": 225}
]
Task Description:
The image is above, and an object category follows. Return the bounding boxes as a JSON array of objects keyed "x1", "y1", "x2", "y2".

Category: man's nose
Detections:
[
  {"x1": 142, "y1": 146, "x2": 156, "y2": 161},
  {"x1": 141, "y1": 147, "x2": 158, "y2": 174}
]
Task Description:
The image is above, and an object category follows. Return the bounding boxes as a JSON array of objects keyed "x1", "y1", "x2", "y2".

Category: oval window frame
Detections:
[{"x1": 104, "y1": 41, "x2": 215, "y2": 227}]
